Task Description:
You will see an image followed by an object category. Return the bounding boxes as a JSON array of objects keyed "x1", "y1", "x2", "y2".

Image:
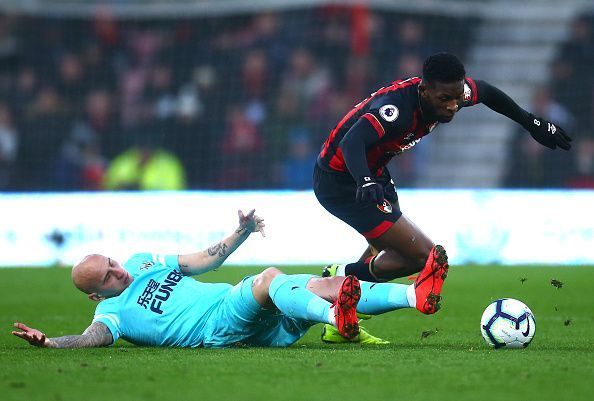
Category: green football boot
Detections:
[
  {"x1": 322, "y1": 264, "x2": 339, "y2": 278},
  {"x1": 321, "y1": 324, "x2": 390, "y2": 345}
]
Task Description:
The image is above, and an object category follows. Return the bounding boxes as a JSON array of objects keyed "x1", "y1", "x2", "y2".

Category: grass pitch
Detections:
[{"x1": 1, "y1": 265, "x2": 593, "y2": 401}]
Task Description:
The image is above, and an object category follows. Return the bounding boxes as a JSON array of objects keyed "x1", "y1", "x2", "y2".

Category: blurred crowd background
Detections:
[{"x1": 0, "y1": 4, "x2": 592, "y2": 191}]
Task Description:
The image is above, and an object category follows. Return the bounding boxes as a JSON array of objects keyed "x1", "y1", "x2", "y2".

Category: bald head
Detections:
[
  {"x1": 72, "y1": 254, "x2": 105, "y2": 294},
  {"x1": 72, "y1": 254, "x2": 133, "y2": 300}
]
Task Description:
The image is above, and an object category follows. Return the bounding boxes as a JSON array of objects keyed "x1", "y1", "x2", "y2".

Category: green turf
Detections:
[{"x1": 1, "y1": 265, "x2": 593, "y2": 401}]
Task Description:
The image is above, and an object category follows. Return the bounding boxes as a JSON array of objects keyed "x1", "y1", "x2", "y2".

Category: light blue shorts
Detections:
[{"x1": 202, "y1": 274, "x2": 316, "y2": 348}]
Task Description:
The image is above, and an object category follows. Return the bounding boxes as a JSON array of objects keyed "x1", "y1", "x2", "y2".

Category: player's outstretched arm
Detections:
[
  {"x1": 12, "y1": 321, "x2": 113, "y2": 348},
  {"x1": 475, "y1": 80, "x2": 572, "y2": 150},
  {"x1": 178, "y1": 209, "x2": 265, "y2": 276}
]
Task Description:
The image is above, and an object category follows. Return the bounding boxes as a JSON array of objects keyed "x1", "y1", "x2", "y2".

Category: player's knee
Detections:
[
  {"x1": 253, "y1": 267, "x2": 284, "y2": 291},
  {"x1": 251, "y1": 267, "x2": 284, "y2": 307}
]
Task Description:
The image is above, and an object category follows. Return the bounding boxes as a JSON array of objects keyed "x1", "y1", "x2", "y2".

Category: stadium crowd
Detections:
[
  {"x1": 0, "y1": 8, "x2": 470, "y2": 191},
  {"x1": 504, "y1": 13, "x2": 594, "y2": 188},
  {"x1": 0, "y1": 8, "x2": 591, "y2": 191}
]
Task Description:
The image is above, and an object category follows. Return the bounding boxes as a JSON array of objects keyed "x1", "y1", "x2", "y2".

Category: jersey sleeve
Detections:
[
  {"x1": 152, "y1": 254, "x2": 181, "y2": 271},
  {"x1": 460, "y1": 77, "x2": 479, "y2": 108},
  {"x1": 124, "y1": 253, "x2": 180, "y2": 275},
  {"x1": 362, "y1": 94, "x2": 410, "y2": 138},
  {"x1": 468, "y1": 79, "x2": 532, "y2": 128},
  {"x1": 92, "y1": 298, "x2": 121, "y2": 344}
]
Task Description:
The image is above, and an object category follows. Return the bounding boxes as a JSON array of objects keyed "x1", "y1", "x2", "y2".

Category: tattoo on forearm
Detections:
[
  {"x1": 235, "y1": 227, "x2": 248, "y2": 235},
  {"x1": 208, "y1": 242, "x2": 228, "y2": 257},
  {"x1": 47, "y1": 322, "x2": 112, "y2": 348},
  {"x1": 48, "y1": 335, "x2": 98, "y2": 348},
  {"x1": 207, "y1": 243, "x2": 219, "y2": 256}
]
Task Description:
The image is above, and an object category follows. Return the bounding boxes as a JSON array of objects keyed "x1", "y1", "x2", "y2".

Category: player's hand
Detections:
[
  {"x1": 12, "y1": 322, "x2": 49, "y2": 347},
  {"x1": 238, "y1": 209, "x2": 266, "y2": 237},
  {"x1": 527, "y1": 114, "x2": 572, "y2": 150},
  {"x1": 356, "y1": 176, "x2": 384, "y2": 204}
]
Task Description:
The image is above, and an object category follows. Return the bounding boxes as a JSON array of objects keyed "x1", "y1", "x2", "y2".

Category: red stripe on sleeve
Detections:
[{"x1": 362, "y1": 113, "x2": 385, "y2": 138}]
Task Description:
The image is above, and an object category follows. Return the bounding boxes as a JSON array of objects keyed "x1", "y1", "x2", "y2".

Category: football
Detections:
[{"x1": 480, "y1": 298, "x2": 536, "y2": 349}]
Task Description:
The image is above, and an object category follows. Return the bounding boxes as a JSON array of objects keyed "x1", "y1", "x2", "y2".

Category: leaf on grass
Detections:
[
  {"x1": 564, "y1": 319, "x2": 572, "y2": 326},
  {"x1": 520, "y1": 277, "x2": 527, "y2": 284},
  {"x1": 420, "y1": 328, "x2": 438, "y2": 339},
  {"x1": 554, "y1": 306, "x2": 559, "y2": 312},
  {"x1": 551, "y1": 279, "x2": 563, "y2": 289}
]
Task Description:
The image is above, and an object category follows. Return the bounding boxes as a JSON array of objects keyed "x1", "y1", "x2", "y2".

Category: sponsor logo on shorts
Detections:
[{"x1": 377, "y1": 200, "x2": 392, "y2": 214}]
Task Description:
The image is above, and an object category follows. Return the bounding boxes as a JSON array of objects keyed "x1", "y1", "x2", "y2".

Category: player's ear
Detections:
[{"x1": 88, "y1": 293, "x2": 105, "y2": 302}]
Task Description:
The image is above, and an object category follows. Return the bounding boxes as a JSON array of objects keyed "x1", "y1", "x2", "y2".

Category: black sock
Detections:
[{"x1": 344, "y1": 260, "x2": 378, "y2": 282}]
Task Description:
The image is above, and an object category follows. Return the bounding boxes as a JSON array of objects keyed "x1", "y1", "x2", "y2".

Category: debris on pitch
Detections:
[
  {"x1": 420, "y1": 328, "x2": 438, "y2": 339},
  {"x1": 550, "y1": 279, "x2": 563, "y2": 289},
  {"x1": 520, "y1": 277, "x2": 527, "y2": 284},
  {"x1": 564, "y1": 319, "x2": 572, "y2": 326}
]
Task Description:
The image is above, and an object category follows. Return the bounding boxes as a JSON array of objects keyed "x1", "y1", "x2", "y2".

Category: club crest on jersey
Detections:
[
  {"x1": 140, "y1": 261, "x2": 155, "y2": 270},
  {"x1": 464, "y1": 83, "x2": 472, "y2": 102},
  {"x1": 377, "y1": 200, "x2": 392, "y2": 214},
  {"x1": 379, "y1": 104, "x2": 399, "y2": 122}
]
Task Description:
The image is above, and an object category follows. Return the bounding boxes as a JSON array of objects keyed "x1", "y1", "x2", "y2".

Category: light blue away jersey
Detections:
[{"x1": 92, "y1": 253, "x2": 232, "y2": 347}]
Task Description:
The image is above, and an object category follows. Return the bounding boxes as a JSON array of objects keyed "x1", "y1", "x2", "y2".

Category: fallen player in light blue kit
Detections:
[{"x1": 13, "y1": 209, "x2": 448, "y2": 348}]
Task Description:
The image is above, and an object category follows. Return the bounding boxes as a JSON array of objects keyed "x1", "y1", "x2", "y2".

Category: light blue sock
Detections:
[
  {"x1": 269, "y1": 274, "x2": 332, "y2": 324},
  {"x1": 358, "y1": 281, "x2": 412, "y2": 315}
]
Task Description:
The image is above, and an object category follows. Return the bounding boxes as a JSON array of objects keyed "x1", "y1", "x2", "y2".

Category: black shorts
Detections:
[{"x1": 313, "y1": 164, "x2": 402, "y2": 239}]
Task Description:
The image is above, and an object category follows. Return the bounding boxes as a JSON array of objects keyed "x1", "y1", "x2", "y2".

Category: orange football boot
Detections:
[
  {"x1": 414, "y1": 245, "x2": 449, "y2": 315},
  {"x1": 333, "y1": 275, "x2": 361, "y2": 339}
]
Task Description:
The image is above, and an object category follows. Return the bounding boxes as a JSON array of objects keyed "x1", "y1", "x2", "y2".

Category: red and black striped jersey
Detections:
[{"x1": 317, "y1": 76, "x2": 480, "y2": 175}]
